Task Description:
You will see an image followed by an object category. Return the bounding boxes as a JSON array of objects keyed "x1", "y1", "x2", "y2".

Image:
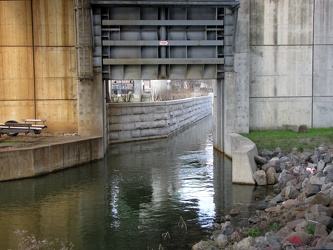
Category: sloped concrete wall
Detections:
[{"x1": 107, "y1": 96, "x2": 212, "y2": 143}]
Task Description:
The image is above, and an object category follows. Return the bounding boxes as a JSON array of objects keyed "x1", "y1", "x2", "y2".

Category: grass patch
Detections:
[
  {"x1": 246, "y1": 227, "x2": 261, "y2": 237},
  {"x1": 242, "y1": 127, "x2": 333, "y2": 152},
  {"x1": 307, "y1": 222, "x2": 315, "y2": 235},
  {"x1": 267, "y1": 222, "x2": 280, "y2": 232},
  {"x1": 0, "y1": 141, "x2": 16, "y2": 144}
]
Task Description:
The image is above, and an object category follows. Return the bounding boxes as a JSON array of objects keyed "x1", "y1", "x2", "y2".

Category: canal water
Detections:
[{"x1": 0, "y1": 115, "x2": 268, "y2": 250}]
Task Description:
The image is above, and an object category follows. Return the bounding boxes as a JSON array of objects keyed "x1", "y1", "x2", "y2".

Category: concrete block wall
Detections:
[
  {"x1": 236, "y1": 0, "x2": 333, "y2": 130},
  {"x1": 107, "y1": 96, "x2": 212, "y2": 143}
]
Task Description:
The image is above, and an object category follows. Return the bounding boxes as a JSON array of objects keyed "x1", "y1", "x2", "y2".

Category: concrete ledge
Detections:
[
  {"x1": 226, "y1": 133, "x2": 257, "y2": 185},
  {"x1": 0, "y1": 136, "x2": 103, "y2": 182}
]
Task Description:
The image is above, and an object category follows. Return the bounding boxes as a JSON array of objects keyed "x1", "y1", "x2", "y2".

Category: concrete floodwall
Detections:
[
  {"x1": 0, "y1": 137, "x2": 103, "y2": 182},
  {"x1": 107, "y1": 96, "x2": 212, "y2": 143}
]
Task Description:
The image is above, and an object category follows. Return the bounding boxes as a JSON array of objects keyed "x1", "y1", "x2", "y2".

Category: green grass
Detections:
[
  {"x1": 0, "y1": 141, "x2": 17, "y2": 145},
  {"x1": 307, "y1": 222, "x2": 315, "y2": 235},
  {"x1": 267, "y1": 222, "x2": 279, "y2": 232},
  {"x1": 242, "y1": 127, "x2": 333, "y2": 152},
  {"x1": 246, "y1": 227, "x2": 261, "y2": 237}
]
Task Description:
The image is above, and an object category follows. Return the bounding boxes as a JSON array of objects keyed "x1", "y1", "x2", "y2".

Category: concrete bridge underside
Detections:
[
  {"x1": 0, "y1": 0, "x2": 242, "y2": 154},
  {"x1": 78, "y1": 0, "x2": 242, "y2": 153},
  {"x1": 1, "y1": 0, "x2": 333, "y2": 158}
]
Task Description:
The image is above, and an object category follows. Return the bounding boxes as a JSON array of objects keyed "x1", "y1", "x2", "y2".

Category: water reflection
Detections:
[{"x1": 0, "y1": 115, "x2": 263, "y2": 250}]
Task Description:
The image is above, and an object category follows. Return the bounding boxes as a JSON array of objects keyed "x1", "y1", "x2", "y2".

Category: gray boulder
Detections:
[
  {"x1": 253, "y1": 170, "x2": 267, "y2": 185},
  {"x1": 216, "y1": 234, "x2": 228, "y2": 248},
  {"x1": 310, "y1": 192, "x2": 331, "y2": 206},
  {"x1": 304, "y1": 184, "x2": 321, "y2": 197},
  {"x1": 266, "y1": 167, "x2": 277, "y2": 185},
  {"x1": 254, "y1": 155, "x2": 267, "y2": 165},
  {"x1": 281, "y1": 185, "x2": 299, "y2": 199},
  {"x1": 310, "y1": 173, "x2": 326, "y2": 185},
  {"x1": 253, "y1": 236, "x2": 267, "y2": 248},
  {"x1": 221, "y1": 221, "x2": 234, "y2": 236},
  {"x1": 234, "y1": 237, "x2": 254, "y2": 250},
  {"x1": 317, "y1": 160, "x2": 326, "y2": 172},
  {"x1": 265, "y1": 232, "x2": 282, "y2": 247},
  {"x1": 278, "y1": 169, "x2": 295, "y2": 187},
  {"x1": 324, "y1": 164, "x2": 333, "y2": 175}
]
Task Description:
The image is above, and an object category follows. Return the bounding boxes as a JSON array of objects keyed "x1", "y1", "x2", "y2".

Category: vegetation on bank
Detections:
[{"x1": 242, "y1": 127, "x2": 333, "y2": 152}]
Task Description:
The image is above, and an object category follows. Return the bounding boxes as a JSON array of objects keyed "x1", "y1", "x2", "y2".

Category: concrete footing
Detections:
[{"x1": 226, "y1": 132, "x2": 257, "y2": 185}]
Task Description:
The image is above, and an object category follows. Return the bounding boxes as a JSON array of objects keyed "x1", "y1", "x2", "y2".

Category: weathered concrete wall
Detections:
[
  {"x1": 77, "y1": 0, "x2": 104, "y2": 138},
  {"x1": 0, "y1": 0, "x2": 77, "y2": 132},
  {"x1": 224, "y1": 0, "x2": 333, "y2": 184},
  {"x1": 2, "y1": 0, "x2": 333, "y2": 143},
  {"x1": 78, "y1": 76, "x2": 104, "y2": 137},
  {"x1": 248, "y1": 0, "x2": 314, "y2": 129},
  {"x1": 313, "y1": 0, "x2": 333, "y2": 128},
  {"x1": 0, "y1": 137, "x2": 103, "y2": 182},
  {"x1": 214, "y1": 4, "x2": 251, "y2": 154},
  {"x1": 107, "y1": 96, "x2": 212, "y2": 143},
  {"x1": 235, "y1": 0, "x2": 333, "y2": 130}
]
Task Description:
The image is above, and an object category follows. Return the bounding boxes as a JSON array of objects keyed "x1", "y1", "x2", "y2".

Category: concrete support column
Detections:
[
  {"x1": 233, "y1": 0, "x2": 250, "y2": 135},
  {"x1": 213, "y1": 79, "x2": 224, "y2": 153},
  {"x1": 213, "y1": 72, "x2": 249, "y2": 156},
  {"x1": 159, "y1": 8, "x2": 167, "y2": 78},
  {"x1": 133, "y1": 80, "x2": 142, "y2": 101},
  {"x1": 75, "y1": 0, "x2": 104, "y2": 140},
  {"x1": 222, "y1": 71, "x2": 249, "y2": 157},
  {"x1": 213, "y1": 2, "x2": 250, "y2": 156},
  {"x1": 78, "y1": 73, "x2": 103, "y2": 137}
]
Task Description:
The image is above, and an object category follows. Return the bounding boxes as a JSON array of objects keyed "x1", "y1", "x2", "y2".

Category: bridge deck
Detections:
[
  {"x1": 90, "y1": 0, "x2": 240, "y2": 7},
  {"x1": 86, "y1": 0, "x2": 239, "y2": 79}
]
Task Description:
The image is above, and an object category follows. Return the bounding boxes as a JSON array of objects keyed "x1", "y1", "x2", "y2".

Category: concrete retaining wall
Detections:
[
  {"x1": 0, "y1": 137, "x2": 103, "y2": 181},
  {"x1": 0, "y1": 97, "x2": 210, "y2": 182},
  {"x1": 106, "y1": 96, "x2": 212, "y2": 143}
]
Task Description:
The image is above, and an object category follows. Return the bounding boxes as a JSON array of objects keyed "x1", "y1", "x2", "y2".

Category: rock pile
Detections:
[{"x1": 193, "y1": 146, "x2": 333, "y2": 249}]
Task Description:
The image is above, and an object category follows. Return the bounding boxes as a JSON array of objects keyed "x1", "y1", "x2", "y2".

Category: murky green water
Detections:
[{"x1": 0, "y1": 116, "x2": 265, "y2": 250}]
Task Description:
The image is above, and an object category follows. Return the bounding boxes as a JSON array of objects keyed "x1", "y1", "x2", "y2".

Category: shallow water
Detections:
[{"x1": 0, "y1": 116, "x2": 269, "y2": 250}]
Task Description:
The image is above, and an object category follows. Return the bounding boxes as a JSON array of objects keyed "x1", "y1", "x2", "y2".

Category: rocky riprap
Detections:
[{"x1": 193, "y1": 147, "x2": 333, "y2": 249}]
